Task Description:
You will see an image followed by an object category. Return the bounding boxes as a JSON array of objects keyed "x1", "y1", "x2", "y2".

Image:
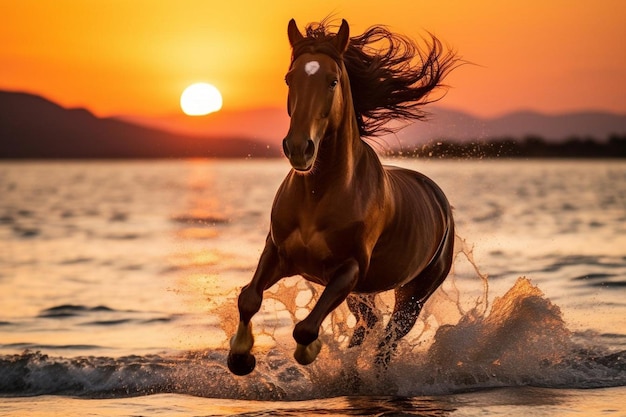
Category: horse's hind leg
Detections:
[
  {"x1": 228, "y1": 235, "x2": 284, "y2": 375},
  {"x1": 346, "y1": 294, "x2": 380, "y2": 348},
  {"x1": 376, "y1": 221, "x2": 455, "y2": 368},
  {"x1": 375, "y1": 278, "x2": 425, "y2": 367}
]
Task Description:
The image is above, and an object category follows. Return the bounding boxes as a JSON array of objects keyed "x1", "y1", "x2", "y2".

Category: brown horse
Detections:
[{"x1": 228, "y1": 18, "x2": 458, "y2": 375}]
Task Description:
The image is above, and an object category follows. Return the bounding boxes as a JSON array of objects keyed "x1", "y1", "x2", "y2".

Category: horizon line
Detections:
[{"x1": 2, "y1": 88, "x2": 626, "y2": 121}]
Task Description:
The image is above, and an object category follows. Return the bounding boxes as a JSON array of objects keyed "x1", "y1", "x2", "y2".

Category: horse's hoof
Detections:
[
  {"x1": 227, "y1": 352, "x2": 256, "y2": 376},
  {"x1": 294, "y1": 339, "x2": 322, "y2": 365}
]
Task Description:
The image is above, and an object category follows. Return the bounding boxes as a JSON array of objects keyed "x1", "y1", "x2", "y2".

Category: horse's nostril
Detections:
[
  {"x1": 282, "y1": 139, "x2": 291, "y2": 157},
  {"x1": 305, "y1": 139, "x2": 315, "y2": 159}
]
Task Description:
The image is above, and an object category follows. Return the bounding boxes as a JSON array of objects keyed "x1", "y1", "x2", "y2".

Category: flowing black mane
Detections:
[{"x1": 290, "y1": 20, "x2": 459, "y2": 137}]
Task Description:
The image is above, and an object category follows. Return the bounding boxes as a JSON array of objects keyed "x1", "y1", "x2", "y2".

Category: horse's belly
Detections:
[
  {"x1": 353, "y1": 257, "x2": 423, "y2": 293},
  {"x1": 355, "y1": 231, "x2": 437, "y2": 292}
]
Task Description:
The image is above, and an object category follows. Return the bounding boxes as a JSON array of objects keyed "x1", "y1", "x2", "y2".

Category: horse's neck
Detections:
[{"x1": 300, "y1": 115, "x2": 380, "y2": 193}]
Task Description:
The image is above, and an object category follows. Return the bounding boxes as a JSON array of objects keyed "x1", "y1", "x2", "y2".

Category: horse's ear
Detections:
[
  {"x1": 288, "y1": 19, "x2": 304, "y2": 48},
  {"x1": 333, "y1": 19, "x2": 350, "y2": 53}
]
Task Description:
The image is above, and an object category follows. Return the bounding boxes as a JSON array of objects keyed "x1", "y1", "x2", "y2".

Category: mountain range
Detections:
[
  {"x1": 0, "y1": 91, "x2": 279, "y2": 158},
  {"x1": 1, "y1": 90, "x2": 625, "y2": 158},
  {"x1": 386, "y1": 107, "x2": 626, "y2": 147},
  {"x1": 120, "y1": 106, "x2": 626, "y2": 147}
]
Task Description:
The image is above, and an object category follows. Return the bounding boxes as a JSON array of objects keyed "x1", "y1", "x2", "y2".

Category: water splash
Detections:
[
  {"x1": 422, "y1": 277, "x2": 572, "y2": 390},
  {"x1": 2, "y1": 239, "x2": 624, "y2": 400}
]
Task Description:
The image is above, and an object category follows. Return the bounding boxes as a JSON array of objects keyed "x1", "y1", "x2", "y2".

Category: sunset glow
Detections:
[{"x1": 1, "y1": 1, "x2": 625, "y2": 118}]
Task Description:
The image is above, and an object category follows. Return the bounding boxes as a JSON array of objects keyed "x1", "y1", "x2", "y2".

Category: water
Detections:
[{"x1": 1, "y1": 159, "x2": 625, "y2": 416}]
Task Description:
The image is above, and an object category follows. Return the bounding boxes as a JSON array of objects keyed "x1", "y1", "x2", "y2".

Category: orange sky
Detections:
[{"x1": 1, "y1": 0, "x2": 625, "y2": 118}]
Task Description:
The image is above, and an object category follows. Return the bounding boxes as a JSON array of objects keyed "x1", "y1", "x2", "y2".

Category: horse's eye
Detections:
[{"x1": 330, "y1": 79, "x2": 338, "y2": 89}]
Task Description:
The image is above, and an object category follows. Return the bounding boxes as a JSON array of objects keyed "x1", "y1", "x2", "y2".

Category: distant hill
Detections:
[
  {"x1": 385, "y1": 107, "x2": 626, "y2": 147},
  {"x1": 118, "y1": 108, "x2": 290, "y2": 143},
  {"x1": 0, "y1": 91, "x2": 281, "y2": 158},
  {"x1": 2, "y1": 90, "x2": 625, "y2": 159}
]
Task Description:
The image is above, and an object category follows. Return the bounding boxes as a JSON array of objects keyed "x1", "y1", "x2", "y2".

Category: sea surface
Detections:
[{"x1": 1, "y1": 158, "x2": 625, "y2": 416}]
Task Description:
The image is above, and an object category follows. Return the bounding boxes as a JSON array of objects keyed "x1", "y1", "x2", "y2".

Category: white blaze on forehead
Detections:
[{"x1": 304, "y1": 61, "x2": 320, "y2": 76}]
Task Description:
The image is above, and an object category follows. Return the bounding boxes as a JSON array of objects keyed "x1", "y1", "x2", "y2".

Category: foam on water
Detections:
[{"x1": 2, "y1": 242, "x2": 624, "y2": 400}]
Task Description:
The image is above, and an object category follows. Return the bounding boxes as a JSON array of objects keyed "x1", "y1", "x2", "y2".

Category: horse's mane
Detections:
[{"x1": 290, "y1": 20, "x2": 460, "y2": 137}]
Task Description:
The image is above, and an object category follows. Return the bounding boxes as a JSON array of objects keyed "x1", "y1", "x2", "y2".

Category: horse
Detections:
[{"x1": 227, "y1": 18, "x2": 458, "y2": 376}]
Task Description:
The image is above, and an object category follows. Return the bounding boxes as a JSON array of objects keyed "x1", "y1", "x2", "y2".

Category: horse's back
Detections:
[
  {"x1": 384, "y1": 165, "x2": 452, "y2": 217},
  {"x1": 384, "y1": 164, "x2": 451, "y2": 230}
]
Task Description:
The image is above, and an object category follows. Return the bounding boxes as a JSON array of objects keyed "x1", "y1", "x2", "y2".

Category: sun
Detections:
[{"x1": 180, "y1": 83, "x2": 223, "y2": 116}]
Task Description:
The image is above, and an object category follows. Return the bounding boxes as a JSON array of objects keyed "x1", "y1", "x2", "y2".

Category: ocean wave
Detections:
[
  {"x1": 38, "y1": 305, "x2": 116, "y2": 318},
  {"x1": 11, "y1": 226, "x2": 40, "y2": 238},
  {"x1": 34, "y1": 305, "x2": 176, "y2": 328},
  {"x1": 0, "y1": 345, "x2": 623, "y2": 400},
  {"x1": 2, "y1": 343, "x2": 104, "y2": 352},
  {"x1": 544, "y1": 255, "x2": 626, "y2": 271},
  {"x1": 170, "y1": 213, "x2": 229, "y2": 225},
  {"x1": 2, "y1": 278, "x2": 625, "y2": 400}
]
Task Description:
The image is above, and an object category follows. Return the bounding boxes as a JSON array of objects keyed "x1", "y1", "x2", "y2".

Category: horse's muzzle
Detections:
[{"x1": 283, "y1": 138, "x2": 316, "y2": 171}]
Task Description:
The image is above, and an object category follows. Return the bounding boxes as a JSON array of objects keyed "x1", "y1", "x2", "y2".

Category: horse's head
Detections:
[{"x1": 282, "y1": 19, "x2": 351, "y2": 173}]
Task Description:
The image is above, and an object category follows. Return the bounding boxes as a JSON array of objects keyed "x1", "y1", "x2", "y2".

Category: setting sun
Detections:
[{"x1": 180, "y1": 83, "x2": 223, "y2": 116}]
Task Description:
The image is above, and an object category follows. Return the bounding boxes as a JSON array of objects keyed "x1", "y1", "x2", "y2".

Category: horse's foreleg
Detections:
[
  {"x1": 346, "y1": 294, "x2": 379, "y2": 348},
  {"x1": 293, "y1": 259, "x2": 359, "y2": 365},
  {"x1": 228, "y1": 236, "x2": 283, "y2": 376}
]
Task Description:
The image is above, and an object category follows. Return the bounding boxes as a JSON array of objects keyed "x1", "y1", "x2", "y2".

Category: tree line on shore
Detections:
[{"x1": 386, "y1": 134, "x2": 626, "y2": 159}]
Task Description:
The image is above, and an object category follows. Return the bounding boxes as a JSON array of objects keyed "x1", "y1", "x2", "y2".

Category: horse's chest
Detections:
[
  {"x1": 272, "y1": 213, "x2": 360, "y2": 279},
  {"x1": 278, "y1": 225, "x2": 333, "y2": 266}
]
